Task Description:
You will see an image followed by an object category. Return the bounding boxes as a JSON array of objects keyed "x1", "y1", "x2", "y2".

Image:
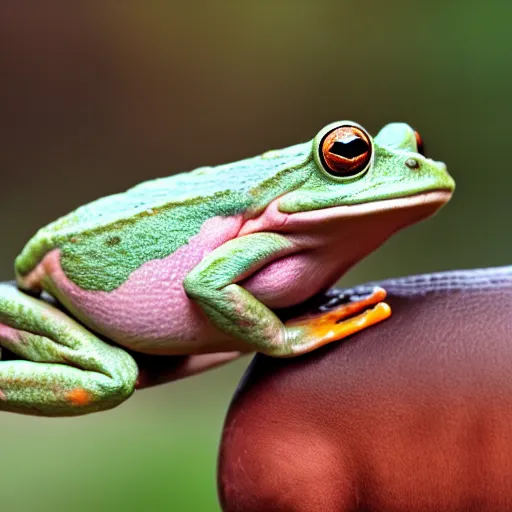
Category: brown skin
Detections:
[{"x1": 218, "y1": 267, "x2": 512, "y2": 512}]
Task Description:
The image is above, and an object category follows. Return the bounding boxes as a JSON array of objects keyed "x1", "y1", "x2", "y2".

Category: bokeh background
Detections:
[{"x1": 0, "y1": 2, "x2": 510, "y2": 510}]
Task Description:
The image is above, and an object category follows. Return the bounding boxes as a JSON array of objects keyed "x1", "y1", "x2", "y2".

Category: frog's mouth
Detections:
[{"x1": 280, "y1": 190, "x2": 453, "y2": 230}]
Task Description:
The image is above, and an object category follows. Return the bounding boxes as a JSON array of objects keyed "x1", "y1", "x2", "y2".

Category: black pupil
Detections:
[{"x1": 330, "y1": 136, "x2": 368, "y2": 159}]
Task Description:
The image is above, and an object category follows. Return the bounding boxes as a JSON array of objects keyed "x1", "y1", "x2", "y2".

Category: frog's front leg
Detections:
[
  {"x1": 0, "y1": 284, "x2": 137, "y2": 416},
  {"x1": 183, "y1": 233, "x2": 390, "y2": 357}
]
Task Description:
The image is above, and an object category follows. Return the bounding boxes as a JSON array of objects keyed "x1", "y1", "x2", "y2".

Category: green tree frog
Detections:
[{"x1": 0, "y1": 121, "x2": 454, "y2": 416}]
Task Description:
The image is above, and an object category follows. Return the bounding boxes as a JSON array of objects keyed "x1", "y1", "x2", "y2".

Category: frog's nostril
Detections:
[{"x1": 405, "y1": 158, "x2": 420, "y2": 170}]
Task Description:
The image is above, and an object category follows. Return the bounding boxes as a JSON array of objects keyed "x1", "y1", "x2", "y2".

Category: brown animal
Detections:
[{"x1": 218, "y1": 267, "x2": 512, "y2": 511}]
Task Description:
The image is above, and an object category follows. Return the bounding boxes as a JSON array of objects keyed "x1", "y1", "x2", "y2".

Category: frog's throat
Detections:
[{"x1": 237, "y1": 189, "x2": 452, "y2": 310}]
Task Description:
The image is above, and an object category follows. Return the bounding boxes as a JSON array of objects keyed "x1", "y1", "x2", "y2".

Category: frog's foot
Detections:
[
  {"x1": 283, "y1": 287, "x2": 391, "y2": 356},
  {"x1": 0, "y1": 284, "x2": 138, "y2": 416}
]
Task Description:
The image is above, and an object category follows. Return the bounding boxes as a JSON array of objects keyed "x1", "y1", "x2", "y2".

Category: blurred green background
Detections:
[{"x1": 0, "y1": 2, "x2": 510, "y2": 510}]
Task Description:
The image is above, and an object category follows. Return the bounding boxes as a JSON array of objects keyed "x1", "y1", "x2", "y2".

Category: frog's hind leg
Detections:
[{"x1": 0, "y1": 284, "x2": 138, "y2": 416}]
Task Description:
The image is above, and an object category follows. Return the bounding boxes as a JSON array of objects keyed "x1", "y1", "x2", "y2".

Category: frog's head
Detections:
[
  {"x1": 276, "y1": 121, "x2": 455, "y2": 274},
  {"x1": 279, "y1": 121, "x2": 454, "y2": 214}
]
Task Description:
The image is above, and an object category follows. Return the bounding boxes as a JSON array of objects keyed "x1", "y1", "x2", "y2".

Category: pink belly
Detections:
[
  {"x1": 40, "y1": 215, "x2": 244, "y2": 354},
  {"x1": 243, "y1": 250, "x2": 342, "y2": 309}
]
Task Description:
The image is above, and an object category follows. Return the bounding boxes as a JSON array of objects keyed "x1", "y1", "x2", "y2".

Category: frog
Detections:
[{"x1": 0, "y1": 121, "x2": 454, "y2": 416}]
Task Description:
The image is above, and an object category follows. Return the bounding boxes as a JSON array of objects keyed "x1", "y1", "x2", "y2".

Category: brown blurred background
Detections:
[{"x1": 0, "y1": 2, "x2": 510, "y2": 511}]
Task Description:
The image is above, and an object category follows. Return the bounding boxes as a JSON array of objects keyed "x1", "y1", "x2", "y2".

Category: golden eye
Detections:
[{"x1": 320, "y1": 125, "x2": 372, "y2": 177}]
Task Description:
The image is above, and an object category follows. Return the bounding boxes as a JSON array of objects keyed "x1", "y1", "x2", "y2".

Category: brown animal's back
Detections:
[{"x1": 218, "y1": 267, "x2": 512, "y2": 511}]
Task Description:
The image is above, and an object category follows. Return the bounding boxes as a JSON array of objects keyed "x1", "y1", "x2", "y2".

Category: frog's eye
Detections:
[
  {"x1": 414, "y1": 130, "x2": 425, "y2": 156},
  {"x1": 320, "y1": 125, "x2": 372, "y2": 177}
]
